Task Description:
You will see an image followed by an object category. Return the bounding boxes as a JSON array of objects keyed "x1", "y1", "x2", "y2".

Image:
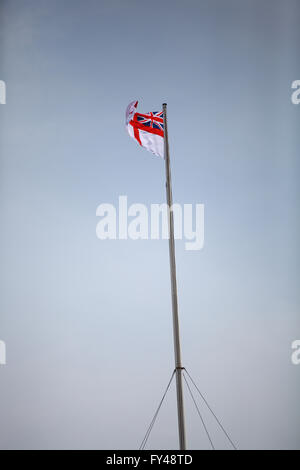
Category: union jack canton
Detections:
[{"x1": 126, "y1": 101, "x2": 164, "y2": 158}]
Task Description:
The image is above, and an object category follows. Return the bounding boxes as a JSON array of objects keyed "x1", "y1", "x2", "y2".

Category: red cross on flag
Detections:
[{"x1": 126, "y1": 101, "x2": 164, "y2": 158}]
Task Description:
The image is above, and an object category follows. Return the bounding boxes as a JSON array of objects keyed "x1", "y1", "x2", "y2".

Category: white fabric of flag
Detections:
[{"x1": 126, "y1": 100, "x2": 164, "y2": 158}]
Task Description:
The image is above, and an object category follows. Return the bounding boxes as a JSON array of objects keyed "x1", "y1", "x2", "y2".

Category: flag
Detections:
[{"x1": 126, "y1": 100, "x2": 164, "y2": 158}]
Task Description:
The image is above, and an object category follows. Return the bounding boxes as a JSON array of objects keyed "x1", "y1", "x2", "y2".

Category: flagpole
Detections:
[{"x1": 163, "y1": 103, "x2": 186, "y2": 450}]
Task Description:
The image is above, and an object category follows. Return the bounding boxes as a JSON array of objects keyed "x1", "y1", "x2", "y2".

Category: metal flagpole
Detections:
[{"x1": 163, "y1": 103, "x2": 186, "y2": 450}]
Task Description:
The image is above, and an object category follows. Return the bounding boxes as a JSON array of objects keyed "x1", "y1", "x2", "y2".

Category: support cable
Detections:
[
  {"x1": 139, "y1": 370, "x2": 176, "y2": 450},
  {"x1": 184, "y1": 369, "x2": 237, "y2": 450},
  {"x1": 183, "y1": 372, "x2": 215, "y2": 450}
]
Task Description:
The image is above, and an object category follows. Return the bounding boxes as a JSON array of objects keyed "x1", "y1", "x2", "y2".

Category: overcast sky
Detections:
[{"x1": 0, "y1": 0, "x2": 299, "y2": 449}]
